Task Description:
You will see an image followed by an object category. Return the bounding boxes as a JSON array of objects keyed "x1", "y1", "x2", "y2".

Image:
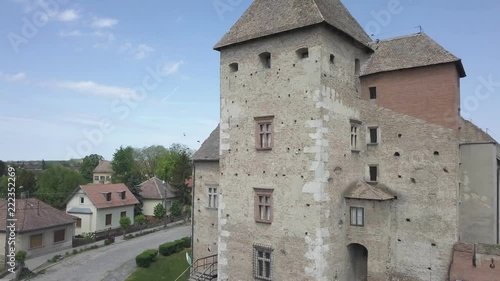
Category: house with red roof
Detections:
[
  {"x1": 0, "y1": 198, "x2": 76, "y2": 259},
  {"x1": 65, "y1": 183, "x2": 139, "y2": 235},
  {"x1": 139, "y1": 177, "x2": 177, "y2": 218}
]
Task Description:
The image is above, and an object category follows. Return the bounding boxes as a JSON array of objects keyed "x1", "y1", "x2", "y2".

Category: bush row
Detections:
[
  {"x1": 135, "y1": 249, "x2": 159, "y2": 268},
  {"x1": 159, "y1": 237, "x2": 191, "y2": 256}
]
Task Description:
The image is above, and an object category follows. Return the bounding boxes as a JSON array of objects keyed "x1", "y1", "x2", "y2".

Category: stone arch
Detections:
[{"x1": 347, "y1": 243, "x2": 368, "y2": 281}]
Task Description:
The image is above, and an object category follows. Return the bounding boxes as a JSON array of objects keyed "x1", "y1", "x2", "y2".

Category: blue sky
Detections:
[{"x1": 0, "y1": 0, "x2": 499, "y2": 161}]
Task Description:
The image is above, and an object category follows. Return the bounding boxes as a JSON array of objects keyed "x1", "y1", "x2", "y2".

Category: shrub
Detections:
[
  {"x1": 159, "y1": 240, "x2": 185, "y2": 256},
  {"x1": 181, "y1": 237, "x2": 191, "y2": 248},
  {"x1": 72, "y1": 249, "x2": 78, "y2": 255},
  {"x1": 104, "y1": 239, "x2": 112, "y2": 245},
  {"x1": 135, "y1": 249, "x2": 158, "y2": 268},
  {"x1": 15, "y1": 251, "x2": 27, "y2": 266}
]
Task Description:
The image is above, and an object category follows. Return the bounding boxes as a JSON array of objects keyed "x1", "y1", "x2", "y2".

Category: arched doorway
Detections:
[{"x1": 347, "y1": 243, "x2": 368, "y2": 281}]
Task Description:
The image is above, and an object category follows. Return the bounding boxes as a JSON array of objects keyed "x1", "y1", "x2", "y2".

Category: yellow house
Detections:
[
  {"x1": 92, "y1": 160, "x2": 113, "y2": 184},
  {"x1": 0, "y1": 199, "x2": 76, "y2": 260},
  {"x1": 65, "y1": 183, "x2": 139, "y2": 235},
  {"x1": 139, "y1": 177, "x2": 177, "y2": 218}
]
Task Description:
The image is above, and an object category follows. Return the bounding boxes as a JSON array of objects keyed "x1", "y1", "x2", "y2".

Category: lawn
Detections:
[{"x1": 126, "y1": 249, "x2": 191, "y2": 281}]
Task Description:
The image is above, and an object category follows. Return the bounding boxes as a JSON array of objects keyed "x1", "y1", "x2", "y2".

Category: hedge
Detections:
[
  {"x1": 135, "y1": 249, "x2": 159, "y2": 268},
  {"x1": 181, "y1": 237, "x2": 191, "y2": 248},
  {"x1": 159, "y1": 240, "x2": 184, "y2": 256}
]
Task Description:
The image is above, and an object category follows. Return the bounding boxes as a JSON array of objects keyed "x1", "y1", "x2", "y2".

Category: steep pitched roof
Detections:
[
  {"x1": 192, "y1": 125, "x2": 220, "y2": 161},
  {"x1": 460, "y1": 118, "x2": 498, "y2": 144},
  {"x1": 362, "y1": 33, "x2": 466, "y2": 77},
  {"x1": 214, "y1": 0, "x2": 371, "y2": 50},
  {"x1": 344, "y1": 181, "x2": 396, "y2": 201},
  {"x1": 93, "y1": 160, "x2": 113, "y2": 173},
  {"x1": 78, "y1": 184, "x2": 139, "y2": 209},
  {"x1": 0, "y1": 198, "x2": 76, "y2": 233},
  {"x1": 139, "y1": 177, "x2": 177, "y2": 200}
]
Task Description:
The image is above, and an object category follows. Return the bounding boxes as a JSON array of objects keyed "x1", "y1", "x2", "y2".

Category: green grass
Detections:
[{"x1": 126, "y1": 249, "x2": 191, "y2": 281}]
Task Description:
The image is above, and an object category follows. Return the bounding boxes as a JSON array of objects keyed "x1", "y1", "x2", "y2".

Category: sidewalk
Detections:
[{"x1": 25, "y1": 220, "x2": 188, "y2": 272}]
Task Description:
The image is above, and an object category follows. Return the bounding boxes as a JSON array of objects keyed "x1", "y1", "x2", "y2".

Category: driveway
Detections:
[{"x1": 31, "y1": 225, "x2": 191, "y2": 281}]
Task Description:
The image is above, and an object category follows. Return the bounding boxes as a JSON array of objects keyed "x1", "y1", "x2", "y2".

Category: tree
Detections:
[
  {"x1": 135, "y1": 215, "x2": 147, "y2": 232},
  {"x1": 155, "y1": 150, "x2": 180, "y2": 182},
  {"x1": 0, "y1": 160, "x2": 6, "y2": 176},
  {"x1": 35, "y1": 166, "x2": 87, "y2": 208},
  {"x1": 153, "y1": 203, "x2": 166, "y2": 220},
  {"x1": 79, "y1": 154, "x2": 104, "y2": 182},
  {"x1": 119, "y1": 216, "x2": 131, "y2": 238},
  {"x1": 41, "y1": 159, "x2": 47, "y2": 170},
  {"x1": 169, "y1": 150, "x2": 193, "y2": 206},
  {"x1": 112, "y1": 146, "x2": 145, "y2": 216},
  {"x1": 17, "y1": 169, "x2": 36, "y2": 198},
  {"x1": 170, "y1": 201, "x2": 182, "y2": 218},
  {"x1": 135, "y1": 145, "x2": 168, "y2": 178}
]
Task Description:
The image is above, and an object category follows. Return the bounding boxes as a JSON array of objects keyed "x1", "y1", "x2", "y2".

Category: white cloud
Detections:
[
  {"x1": 52, "y1": 80, "x2": 136, "y2": 99},
  {"x1": 134, "y1": 44, "x2": 155, "y2": 60},
  {"x1": 118, "y1": 42, "x2": 132, "y2": 53},
  {"x1": 0, "y1": 72, "x2": 27, "y2": 82},
  {"x1": 92, "y1": 31, "x2": 116, "y2": 48},
  {"x1": 56, "y1": 9, "x2": 80, "y2": 22},
  {"x1": 91, "y1": 17, "x2": 118, "y2": 29},
  {"x1": 59, "y1": 30, "x2": 82, "y2": 37},
  {"x1": 163, "y1": 61, "x2": 184, "y2": 76}
]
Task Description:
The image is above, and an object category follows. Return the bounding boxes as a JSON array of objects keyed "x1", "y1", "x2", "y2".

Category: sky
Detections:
[{"x1": 0, "y1": 0, "x2": 499, "y2": 161}]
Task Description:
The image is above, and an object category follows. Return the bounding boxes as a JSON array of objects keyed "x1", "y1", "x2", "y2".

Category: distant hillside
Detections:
[{"x1": 6, "y1": 159, "x2": 83, "y2": 171}]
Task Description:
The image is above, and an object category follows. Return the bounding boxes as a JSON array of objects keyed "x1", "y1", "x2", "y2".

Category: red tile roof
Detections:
[
  {"x1": 79, "y1": 183, "x2": 139, "y2": 209},
  {"x1": 139, "y1": 177, "x2": 177, "y2": 200},
  {"x1": 0, "y1": 198, "x2": 76, "y2": 233}
]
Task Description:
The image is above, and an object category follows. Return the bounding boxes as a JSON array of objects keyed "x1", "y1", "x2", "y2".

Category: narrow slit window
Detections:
[
  {"x1": 369, "y1": 165, "x2": 378, "y2": 182},
  {"x1": 330, "y1": 54, "x2": 335, "y2": 64},
  {"x1": 369, "y1": 87, "x2": 377, "y2": 100},
  {"x1": 368, "y1": 127, "x2": 378, "y2": 144},
  {"x1": 351, "y1": 125, "x2": 359, "y2": 150}
]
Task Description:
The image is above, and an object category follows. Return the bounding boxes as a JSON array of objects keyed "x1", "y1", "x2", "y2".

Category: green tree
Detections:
[
  {"x1": 169, "y1": 150, "x2": 193, "y2": 206},
  {"x1": 135, "y1": 145, "x2": 168, "y2": 178},
  {"x1": 35, "y1": 166, "x2": 87, "y2": 208},
  {"x1": 0, "y1": 176, "x2": 8, "y2": 197},
  {"x1": 153, "y1": 203, "x2": 166, "y2": 220},
  {"x1": 170, "y1": 201, "x2": 182, "y2": 218},
  {"x1": 134, "y1": 215, "x2": 147, "y2": 232},
  {"x1": 119, "y1": 216, "x2": 131, "y2": 238},
  {"x1": 41, "y1": 159, "x2": 47, "y2": 170},
  {"x1": 17, "y1": 169, "x2": 36, "y2": 198},
  {"x1": 79, "y1": 154, "x2": 104, "y2": 182},
  {"x1": 112, "y1": 146, "x2": 145, "y2": 216},
  {"x1": 0, "y1": 160, "x2": 6, "y2": 176},
  {"x1": 155, "y1": 150, "x2": 180, "y2": 182}
]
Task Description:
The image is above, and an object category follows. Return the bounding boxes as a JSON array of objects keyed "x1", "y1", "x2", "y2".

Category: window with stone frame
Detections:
[
  {"x1": 253, "y1": 244, "x2": 273, "y2": 281},
  {"x1": 350, "y1": 120, "x2": 361, "y2": 151},
  {"x1": 255, "y1": 116, "x2": 274, "y2": 150},
  {"x1": 350, "y1": 207, "x2": 364, "y2": 226},
  {"x1": 207, "y1": 186, "x2": 218, "y2": 209},
  {"x1": 368, "y1": 165, "x2": 379, "y2": 183},
  {"x1": 367, "y1": 126, "x2": 379, "y2": 145},
  {"x1": 254, "y1": 188, "x2": 273, "y2": 224}
]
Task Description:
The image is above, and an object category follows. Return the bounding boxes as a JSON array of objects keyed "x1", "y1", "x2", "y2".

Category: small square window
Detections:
[
  {"x1": 120, "y1": 211, "x2": 126, "y2": 218},
  {"x1": 54, "y1": 229, "x2": 65, "y2": 243},
  {"x1": 369, "y1": 87, "x2": 377, "y2": 100},
  {"x1": 254, "y1": 189, "x2": 273, "y2": 224},
  {"x1": 30, "y1": 234, "x2": 43, "y2": 249},
  {"x1": 255, "y1": 116, "x2": 274, "y2": 150},
  {"x1": 259, "y1": 52, "x2": 271, "y2": 69},
  {"x1": 368, "y1": 165, "x2": 378, "y2": 182},
  {"x1": 104, "y1": 192, "x2": 112, "y2": 201},
  {"x1": 253, "y1": 245, "x2": 273, "y2": 280},
  {"x1": 350, "y1": 207, "x2": 364, "y2": 226},
  {"x1": 368, "y1": 127, "x2": 378, "y2": 144},
  {"x1": 94, "y1": 176, "x2": 99, "y2": 181}
]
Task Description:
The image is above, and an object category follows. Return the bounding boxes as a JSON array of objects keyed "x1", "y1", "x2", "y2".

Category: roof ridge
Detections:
[
  {"x1": 312, "y1": 0, "x2": 326, "y2": 21},
  {"x1": 373, "y1": 32, "x2": 423, "y2": 43}
]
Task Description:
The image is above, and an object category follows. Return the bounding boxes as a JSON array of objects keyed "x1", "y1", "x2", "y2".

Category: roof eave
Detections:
[{"x1": 361, "y1": 60, "x2": 465, "y2": 78}]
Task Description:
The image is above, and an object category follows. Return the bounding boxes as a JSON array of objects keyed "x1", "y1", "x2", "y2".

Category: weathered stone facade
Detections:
[{"x1": 192, "y1": 1, "x2": 499, "y2": 280}]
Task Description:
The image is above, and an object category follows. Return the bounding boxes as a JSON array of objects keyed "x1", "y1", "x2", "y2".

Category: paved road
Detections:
[{"x1": 31, "y1": 225, "x2": 191, "y2": 281}]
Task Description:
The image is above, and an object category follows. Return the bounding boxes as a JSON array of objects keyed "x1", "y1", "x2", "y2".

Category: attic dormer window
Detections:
[
  {"x1": 296, "y1": 48, "x2": 309, "y2": 59},
  {"x1": 120, "y1": 191, "x2": 126, "y2": 200},
  {"x1": 259, "y1": 52, "x2": 271, "y2": 69},
  {"x1": 229, "y1": 62, "x2": 239, "y2": 72},
  {"x1": 103, "y1": 192, "x2": 111, "y2": 201}
]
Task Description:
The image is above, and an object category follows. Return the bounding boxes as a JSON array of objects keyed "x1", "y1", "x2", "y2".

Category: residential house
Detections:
[
  {"x1": 139, "y1": 177, "x2": 177, "y2": 218},
  {"x1": 93, "y1": 160, "x2": 113, "y2": 184},
  {"x1": 65, "y1": 183, "x2": 139, "y2": 235},
  {"x1": 0, "y1": 199, "x2": 75, "y2": 260},
  {"x1": 192, "y1": 0, "x2": 499, "y2": 280}
]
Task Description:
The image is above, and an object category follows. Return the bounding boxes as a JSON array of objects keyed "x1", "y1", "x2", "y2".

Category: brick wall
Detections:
[
  {"x1": 449, "y1": 242, "x2": 500, "y2": 281},
  {"x1": 360, "y1": 63, "x2": 461, "y2": 130}
]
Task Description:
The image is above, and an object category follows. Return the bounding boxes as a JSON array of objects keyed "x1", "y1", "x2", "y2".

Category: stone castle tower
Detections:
[{"x1": 192, "y1": 0, "x2": 499, "y2": 280}]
